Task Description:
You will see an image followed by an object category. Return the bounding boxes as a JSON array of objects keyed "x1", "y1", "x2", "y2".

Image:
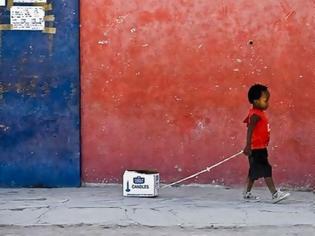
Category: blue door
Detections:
[{"x1": 0, "y1": 1, "x2": 80, "y2": 187}]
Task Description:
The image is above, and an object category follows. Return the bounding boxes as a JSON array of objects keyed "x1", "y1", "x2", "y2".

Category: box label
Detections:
[
  {"x1": 123, "y1": 170, "x2": 159, "y2": 197},
  {"x1": 133, "y1": 176, "x2": 145, "y2": 184}
]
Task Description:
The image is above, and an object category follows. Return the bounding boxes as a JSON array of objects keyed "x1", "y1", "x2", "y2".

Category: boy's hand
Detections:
[{"x1": 243, "y1": 145, "x2": 251, "y2": 156}]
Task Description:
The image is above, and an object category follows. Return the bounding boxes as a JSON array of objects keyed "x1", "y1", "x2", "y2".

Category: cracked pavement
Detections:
[{"x1": 0, "y1": 185, "x2": 314, "y2": 234}]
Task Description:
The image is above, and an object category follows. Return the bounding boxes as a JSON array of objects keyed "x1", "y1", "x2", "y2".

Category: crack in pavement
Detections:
[
  {"x1": 124, "y1": 208, "x2": 141, "y2": 226},
  {"x1": 67, "y1": 206, "x2": 123, "y2": 209},
  {"x1": 1, "y1": 205, "x2": 50, "y2": 211},
  {"x1": 35, "y1": 207, "x2": 51, "y2": 224}
]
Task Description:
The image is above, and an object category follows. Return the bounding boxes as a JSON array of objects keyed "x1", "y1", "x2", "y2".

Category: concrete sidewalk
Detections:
[{"x1": 0, "y1": 185, "x2": 314, "y2": 234}]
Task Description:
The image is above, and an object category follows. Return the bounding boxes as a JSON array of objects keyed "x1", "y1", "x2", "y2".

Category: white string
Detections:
[{"x1": 161, "y1": 150, "x2": 244, "y2": 189}]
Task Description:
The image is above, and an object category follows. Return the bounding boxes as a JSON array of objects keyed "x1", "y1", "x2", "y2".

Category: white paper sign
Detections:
[
  {"x1": 11, "y1": 6, "x2": 45, "y2": 31},
  {"x1": 0, "y1": 0, "x2": 5, "y2": 7},
  {"x1": 13, "y1": 0, "x2": 46, "y2": 2}
]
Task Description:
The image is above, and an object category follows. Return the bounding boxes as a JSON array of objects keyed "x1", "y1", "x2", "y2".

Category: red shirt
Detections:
[{"x1": 243, "y1": 108, "x2": 270, "y2": 149}]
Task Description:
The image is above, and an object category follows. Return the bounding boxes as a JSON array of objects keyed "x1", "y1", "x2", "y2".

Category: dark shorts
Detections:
[{"x1": 248, "y1": 148, "x2": 272, "y2": 181}]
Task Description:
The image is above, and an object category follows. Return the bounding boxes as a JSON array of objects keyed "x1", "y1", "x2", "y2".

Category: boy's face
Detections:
[{"x1": 254, "y1": 90, "x2": 270, "y2": 110}]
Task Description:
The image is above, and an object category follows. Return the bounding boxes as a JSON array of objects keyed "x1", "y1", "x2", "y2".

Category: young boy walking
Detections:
[{"x1": 243, "y1": 84, "x2": 290, "y2": 203}]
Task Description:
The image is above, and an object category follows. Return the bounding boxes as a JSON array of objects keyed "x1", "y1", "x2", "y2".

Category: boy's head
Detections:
[{"x1": 248, "y1": 84, "x2": 270, "y2": 110}]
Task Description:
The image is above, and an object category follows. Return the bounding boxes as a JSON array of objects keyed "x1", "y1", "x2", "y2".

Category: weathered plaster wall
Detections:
[{"x1": 81, "y1": 0, "x2": 315, "y2": 187}]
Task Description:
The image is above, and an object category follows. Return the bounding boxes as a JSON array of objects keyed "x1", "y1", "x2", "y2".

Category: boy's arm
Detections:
[{"x1": 243, "y1": 114, "x2": 260, "y2": 156}]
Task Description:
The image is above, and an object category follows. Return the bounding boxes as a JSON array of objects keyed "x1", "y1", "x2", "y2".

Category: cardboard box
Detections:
[{"x1": 123, "y1": 170, "x2": 159, "y2": 197}]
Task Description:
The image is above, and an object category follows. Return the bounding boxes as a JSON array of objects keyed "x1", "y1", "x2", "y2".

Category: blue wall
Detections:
[{"x1": 0, "y1": 1, "x2": 80, "y2": 187}]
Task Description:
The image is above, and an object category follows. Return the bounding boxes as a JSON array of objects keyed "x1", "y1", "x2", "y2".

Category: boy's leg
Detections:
[
  {"x1": 243, "y1": 177, "x2": 260, "y2": 201},
  {"x1": 246, "y1": 177, "x2": 255, "y2": 193},
  {"x1": 264, "y1": 177, "x2": 277, "y2": 194},
  {"x1": 244, "y1": 153, "x2": 260, "y2": 201}
]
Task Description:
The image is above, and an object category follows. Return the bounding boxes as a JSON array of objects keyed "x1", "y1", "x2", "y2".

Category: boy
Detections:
[{"x1": 243, "y1": 84, "x2": 290, "y2": 203}]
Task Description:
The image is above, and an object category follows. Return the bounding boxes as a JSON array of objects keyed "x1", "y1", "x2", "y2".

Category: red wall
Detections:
[{"x1": 81, "y1": 0, "x2": 315, "y2": 188}]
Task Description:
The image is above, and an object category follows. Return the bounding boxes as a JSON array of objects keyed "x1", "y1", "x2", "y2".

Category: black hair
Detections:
[{"x1": 248, "y1": 84, "x2": 268, "y2": 104}]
